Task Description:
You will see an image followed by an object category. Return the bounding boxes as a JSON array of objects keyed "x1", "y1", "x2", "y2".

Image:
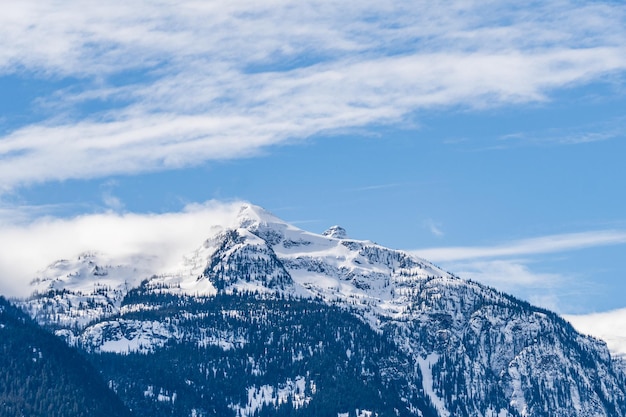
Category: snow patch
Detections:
[
  {"x1": 417, "y1": 353, "x2": 450, "y2": 417},
  {"x1": 507, "y1": 363, "x2": 529, "y2": 416},
  {"x1": 484, "y1": 407, "x2": 512, "y2": 417},
  {"x1": 229, "y1": 376, "x2": 312, "y2": 416},
  {"x1": 144, "y1": 385, "x2": 177, "y2": 403}
]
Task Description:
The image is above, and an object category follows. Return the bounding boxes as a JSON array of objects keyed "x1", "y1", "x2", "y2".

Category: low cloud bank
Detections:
[{"x1": 0, "y1": 200, "x2": 243, "y2": 297}]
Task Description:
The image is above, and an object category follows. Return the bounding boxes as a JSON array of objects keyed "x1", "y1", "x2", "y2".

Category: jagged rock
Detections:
[{"x1": 323, "y1": 225, "x2": 348, "y2": 239}]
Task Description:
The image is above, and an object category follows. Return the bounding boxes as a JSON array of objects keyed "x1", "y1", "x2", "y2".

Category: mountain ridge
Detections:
[{"x1": 17, "y1": 203, "x2": 626, "y2": 417}]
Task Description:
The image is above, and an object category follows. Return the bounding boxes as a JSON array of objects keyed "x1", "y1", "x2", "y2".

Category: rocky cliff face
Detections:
[{"x1": 18, "y1": 204, "x2": 626, "y2": 417}]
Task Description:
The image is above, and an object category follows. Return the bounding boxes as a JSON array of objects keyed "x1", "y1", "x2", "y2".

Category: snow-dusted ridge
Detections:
[{"x1": 23, "y1": 251, "x2": 153, "y2": 328}]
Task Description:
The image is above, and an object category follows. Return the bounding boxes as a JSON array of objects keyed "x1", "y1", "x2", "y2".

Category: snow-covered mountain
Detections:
[
  {"x1": 23, "y1": 251, "x2": 153, "y2": 329},
  {"x1": 18, "y1": 204, "x2": 626, "y2": 417}
]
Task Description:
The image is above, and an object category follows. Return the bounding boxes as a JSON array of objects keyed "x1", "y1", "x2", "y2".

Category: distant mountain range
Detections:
[{"x1": 9, "y1": 204, "x2": 626, "y2": 416}]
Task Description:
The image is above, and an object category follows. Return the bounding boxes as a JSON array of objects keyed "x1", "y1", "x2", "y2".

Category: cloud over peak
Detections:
[{"x1": 0, "y1": 200, "x2": 244, "y2": 297}]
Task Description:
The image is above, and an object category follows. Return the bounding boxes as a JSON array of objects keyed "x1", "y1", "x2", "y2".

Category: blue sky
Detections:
[{"x1": 0, "y1": 1, "x2": 625, "y2": 315}]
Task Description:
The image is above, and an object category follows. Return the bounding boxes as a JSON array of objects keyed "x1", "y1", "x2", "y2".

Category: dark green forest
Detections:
[
  {"x1": 0, "y1": 296, "x2": 132, "y2": 417},
  {"x1": 88, "y1": 290, "x2": 439, "y2": 417}
]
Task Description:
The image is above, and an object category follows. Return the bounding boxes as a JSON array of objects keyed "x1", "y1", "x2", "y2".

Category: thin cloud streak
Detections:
[
  {"x1": 498, "y1": 116, "x2": 626, "y2": 146},
  {"x1": 0, "y1": 1, "x2": 625, "y2": 189},
  {"x1": 445, "y1": 258, "x2": 566, "y2": 309},
  {"x1": 411, "y1": 229, "x2": 626, "y2": 313},
  {"x1": 424, "y1": 219, "x2": 444, "y2": 237},
  {"x1": 350, "y1": 183, "x2": 405, "y2": 192},
  {"x1": 412, "y1": 230, "x2": 626, "y2": 262}
]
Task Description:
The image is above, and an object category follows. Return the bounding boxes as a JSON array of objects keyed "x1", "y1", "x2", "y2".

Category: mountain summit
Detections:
[
  {"x1": 323, "y1": 225, "x2": 348, "y2": 239},
  {"x1": 18, "y1": 203, "x2": 626, "y2": 417}
]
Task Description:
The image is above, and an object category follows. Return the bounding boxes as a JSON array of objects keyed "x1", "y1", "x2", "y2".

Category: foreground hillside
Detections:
[
  {"x1": 0, "y1": 297, "x2": 132, "y2": 417},
  {"x1": 18, "y1": 204, "x2": 626, "y2": 417}
]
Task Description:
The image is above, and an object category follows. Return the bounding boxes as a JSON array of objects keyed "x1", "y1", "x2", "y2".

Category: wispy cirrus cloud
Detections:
[
  {"x1": 0, "y1": 1, "x2": 625, "y2": 190},
  {"x1": 424, "y1": 219, "x2": 445, "y2": 237},
  {"x1": 413, "y1": 230, "x2": 626, "y2": 262},
  {"x1": 448, "y1": 258, "x2": 567, "y2": 311},
  {"x1": 498, "y1": 116, "x2": 626, "y2": 146},
  {"x1": 349, "y1": 183, "x2": 406, "y2": 192},
  {"x1": 411, "y1": 230, "x2": 626, "y2": 312}
]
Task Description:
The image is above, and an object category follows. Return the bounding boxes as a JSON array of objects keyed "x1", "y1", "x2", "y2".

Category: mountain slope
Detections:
[
  {"x1": 18, "y1": 203, "x2": 626, "y2": 417},
  {"x1": 0, "y1": 296, "x2": 133, "y2": 417},
  {"x1": 87, "y1": 292, "x2": 438, "y2": 417}
]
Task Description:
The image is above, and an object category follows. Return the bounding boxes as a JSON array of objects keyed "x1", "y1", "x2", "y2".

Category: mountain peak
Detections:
[
  {"x1": 236, "y1": 203, "x2": 284, "y2": 229},
  {"x1": 322, "y1": 225, "x2": 347, "y2": 239}
]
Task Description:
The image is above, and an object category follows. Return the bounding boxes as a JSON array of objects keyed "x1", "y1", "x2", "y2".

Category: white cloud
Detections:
[
  {"x1": 413, "y1": 230, "x2": 626, "y2": 262},
  {"x1": 350, "y1": 183, "x2": 404, "y2": 192},
  {"x1": 450, "y1": 258, "x2": 562, "y2": 287},
  {"x1": 102, "y1": 192, "x2": 124, "y2": 211},
  {"x1": 412, "y1": 230, "x2": 626, "y2": 313},
  {"x1": 424, "y1": 219, "x2": 444, "y2": 237},
  {"x1": 0, "y1": 1, "x2": 625, "y2": 189},
  {"x1": 100, "y1": 180, "x2": 124, "y2": 211},
  {"x1": 0, "y1": 200, "x2": 243, "y2": 297},
  {"x1": 443, "y1": 258, "x2": 566, "y2": 311},
  {"x1": 565, "y1": 309, "x2": 626, "y2": 359},
  {"x1": 498, "y1": 116, "x2": 626, "y2": 146}
]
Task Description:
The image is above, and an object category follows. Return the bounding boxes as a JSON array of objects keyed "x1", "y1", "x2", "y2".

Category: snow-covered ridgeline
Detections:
[{"x1": 22, "y1": 252, "x2": 151, "y2": 328}]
